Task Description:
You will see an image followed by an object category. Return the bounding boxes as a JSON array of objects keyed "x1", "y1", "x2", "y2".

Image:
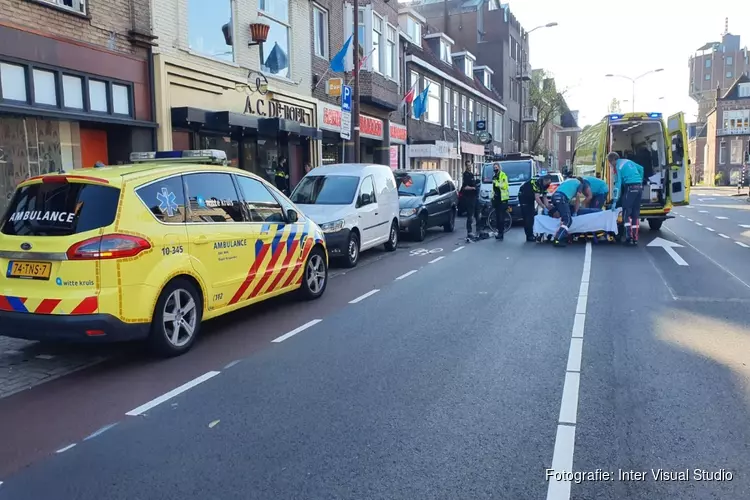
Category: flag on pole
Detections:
[
  {"x1": 357, "y1": 48, "x2": 376, "y2": 73},
  {"x1": 330, "y1": 35, "x2": 353, "y2": 73},
  {"x1": 412, "y1": 83, "x2": 431, "y2": 120},
  {"x1": 398, "y1": 82, "x2": 418, "y2": 113}
]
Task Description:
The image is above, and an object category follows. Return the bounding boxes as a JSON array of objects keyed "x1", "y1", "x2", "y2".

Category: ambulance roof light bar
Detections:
[
  {"x1": 608, "y1": 112, "x2": 662, "y2": 121},
  {"x1": 129, "y1": 150, "x2": 228, "y2": 165}
]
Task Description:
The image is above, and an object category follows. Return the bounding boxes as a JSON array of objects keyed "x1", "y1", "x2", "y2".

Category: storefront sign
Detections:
[
  {"x1": 318, "y1": 103, "x2": 383, "y2": 140},
  {"x1": 389, "y1": 122, "x2": 407, "y2": 144},
  {"x1": 390, "y1": 146, "x2": 399, "y2": 170},
  {"x1": 244, "y1": 97, "x2": 312, "y2": 125},
  {"x1": 407, "y1": 141, "x2": 456, "y2": 159},
  {"x1": 461, "y1": 141, "x2": 485, "y2": 156},
  {"x1": 326, "y1": 78, "x2": 343, "y2": 96}
]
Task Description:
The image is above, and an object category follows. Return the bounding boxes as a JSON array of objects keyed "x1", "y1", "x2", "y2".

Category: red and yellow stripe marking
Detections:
[{"x1": 0, "y1": 295, "x2": 98, "y2": 315}]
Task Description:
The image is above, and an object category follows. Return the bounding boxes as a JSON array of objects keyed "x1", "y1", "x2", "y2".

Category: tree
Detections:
[
  {"x1": 527, "y1": 69, "x2": 567, "y2": 155},
  {"x1": 607, "y1": 98, "x2": 621, "y2": 113}
]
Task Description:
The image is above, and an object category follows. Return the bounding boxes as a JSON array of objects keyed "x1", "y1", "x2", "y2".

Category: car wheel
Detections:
[
  {"x1": 648, "y1": 218, "x2": 663, "y2": 231},
  {"x1": 444, "y1": 207, "x2": 456, "y2": 232},
  {"x1": 148, "y1": 278, "x2": 202, "y2": 358},
  {"x1": 384, "y1": 221, "x2": 399, "y2": 251},
  {"x1": 342, "y1": 231, "x2": 360, "y2": 268},
  {"x1": 299, "y1": 246, "x2": 327, "y2": 300},
  {"x1": 414, "y1": 214, "x2": 427, "y2": 241}
]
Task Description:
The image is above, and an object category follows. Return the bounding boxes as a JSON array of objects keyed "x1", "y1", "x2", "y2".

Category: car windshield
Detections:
[
  {"x1": 396, "y1": 173, "x2": 426, "y2": 196},
  {"x1": 290, "y1": 175, "x2": 360, "y2": 205},
  {"x1": 482, "y1": 161, "x2": 532, "y2": 183}
]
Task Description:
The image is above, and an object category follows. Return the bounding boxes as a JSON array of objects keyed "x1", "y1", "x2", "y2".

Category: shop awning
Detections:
[
  {"x1": 171, "y1": 107, "x2": 210, "y2": 127},
  {"x1": 206, "y1": 111, "x2": 260, "y2": 131},
  {"x1": 171, "y1": 107, "x2": 321, "y2": 139},
  {"x1": 300, "y1": 126, "x2": 322, "y2": 140}
]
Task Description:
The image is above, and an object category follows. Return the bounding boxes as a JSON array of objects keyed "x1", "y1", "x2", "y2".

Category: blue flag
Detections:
[
  {"x1": 412, "y1": 83, "x2": 431, "y2": 120},
  {"x1": 330, "y1": 35, "x2": 353, "y2": 73}
]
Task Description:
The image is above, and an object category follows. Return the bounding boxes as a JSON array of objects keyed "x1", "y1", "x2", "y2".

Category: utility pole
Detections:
[{"x1": 353, "y1": 0, "x2": 361, "y2": 162}]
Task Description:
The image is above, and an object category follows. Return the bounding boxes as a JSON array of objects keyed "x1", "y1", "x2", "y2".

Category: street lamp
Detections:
[
  {"x1": 518, "y1": 21, "x2": 558, "y2": 153},
  {"x1": 604, "y1": 69, "x2": 664, "y2": 112}
]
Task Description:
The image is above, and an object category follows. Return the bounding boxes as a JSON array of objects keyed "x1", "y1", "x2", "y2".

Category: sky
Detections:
[{"x1": 400, "y1": 0, "x2": 750, "y2": 127}]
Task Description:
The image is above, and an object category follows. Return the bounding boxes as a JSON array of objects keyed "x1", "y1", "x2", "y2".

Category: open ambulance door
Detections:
[{"x1": 667, "y1": 112, "x2": 690, "y2": 205}]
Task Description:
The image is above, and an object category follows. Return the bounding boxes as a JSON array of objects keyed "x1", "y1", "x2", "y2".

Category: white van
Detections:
[{"x1": 290, "y1": 164, "x2": 400, "y2": 267}]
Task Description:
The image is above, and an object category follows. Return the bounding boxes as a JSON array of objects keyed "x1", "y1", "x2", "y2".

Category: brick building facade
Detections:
[
  {"x1": 0, "y1": 0, "x2": 157, "y2": 214},
  {"x1": 309, "y1": 0, "x2": 405, "y2": 168},
  {"x1": 151, "y1": 0, "x2": 318, "y2": 187},
  {"x1": 557, "y1": 110, "x2": 580, "y2": 172},
  {"x1": 704, "y1": 76, "x2": 750, "y2": 185}
]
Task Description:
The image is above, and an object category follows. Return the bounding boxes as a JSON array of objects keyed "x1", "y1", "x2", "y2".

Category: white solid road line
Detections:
[
  {"x1": 547, "y1": 242, "x2": 591, "y2": 500},
  {"x1": 706, "y1": 227, "x2": 715, "y2": 232},
  {"x1": 56, "y1": 444, "x2": 76, "y2": 454},
  {"x1": 736, "y1": 241, "x2": 750, "y2": 248},
  {"x1": 125, "y1": 371, "x2": 221, "y2": 416},
  {"x1": 453, "y1": 245, "x2": 465, "y2": 252},
  {"x1": 715, "y1": 216, "x2": 729, "y2": 220},
  {"x1": 271, "y1": 319, "x2": 323, "y2": 343},
  {"x1": 428, "y1": 256, "x2": 445, "y2": 263},
  {"x1": 719, "y1": 233, "x2": 730, "y2": 239},
  {"x1": 349, "y1": 289, "x2": 380, "y2": 304},
  {"x1": 395, "y1": 270, "x2": 418, "y2": 280}
]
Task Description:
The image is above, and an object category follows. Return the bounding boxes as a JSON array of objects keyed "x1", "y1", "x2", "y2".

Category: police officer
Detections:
[
  {"x1": 518, "y1": 174, "x2": 552, "y2": 241},
  {"x1": 461, "y1": 161, "x2": 480, "y2": 239},
  {"x1": 274, "y1": 157, "x2": 290, "y2": 193},
  {"x1": 491, "y1": 162, "x2": 509, "y2": 240},
  {"x1": 608, "y1": 152, "x2": 644, "y2": 245}
]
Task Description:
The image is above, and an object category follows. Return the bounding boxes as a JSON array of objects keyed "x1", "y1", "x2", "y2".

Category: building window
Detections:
[
  {"x1": 260, "y1": 0, "x2": 291, "y2": 78},
  {"x1": 313, "y1": 5, "x2": 328, "y2": 59},
  {"x1": 372, "y1": 13, "x2": 383, "y2": 73},
  {"x1": 32, "y1": 69, "x2": 57, "y2": 106},
  {"x1": 453, "y1": 91, "x2": 459, "y2": 131},
  {"x1": 723, "y1": 110, "x2": 750, "y2": 129},
  {"x1": 36, "y1": 0, "x2": 86, "y2": 14},
  {"x1": 461, "y1": 95, "x2": 467, "y2": 132},
  {"x1": 0, "y1": 63, "x2": 28, "y2": 102},
  {"x1": 88, "y1": 80, "x2": 108, "y2": 112},
  {"x1": 731, "y1": 139, "x2": 744, "y2": 164},
  {"x1": 739, "y1": 83, "x2": 750, "y2": 98},
  {"x1": 705, "y1": 59, "x2": 711, "y2": 68},
  {"x1": 719, "y1": 141, "x2": 726, "y2": 164},
  {"x1": 443, "y1": 87, "x2": 450, "y2": 128},
  {"x1": 440, "y1": 40, "x2": 451, "y2": 63},
  {"x1": 465, "y1": 58, "x2": 473, "y2": 78},
  {"x1": 62, "y1": 75, "x2": 83, "y2": 109},
  {"x1": 493, "y1": 111, "x2": 503, "y2": 141},
  {"x1": 705, "y1": 74, "x2": 711, "y2": 81},
  {"x1": 386, "y1": 25, "x2": 397, "y2": 78},
  {"x1": 483, "y1": 71, "x2": 491, "y2": 88},
  {"x1": 726, "y1": 56, "x2": 733, "y2": 65},
  {"x1": 726, "y1": 71, "x2": 733, "y2": 79},
  {"x1": 566, "y1": 135, "x2": 572, "y2": 152},
  {"x1": 468, "y1": 99, "x2": 474, "y2": 133},
  {"x1": 188, "y1": 0, "x2": 234, "y2": 62},
  {"x1": 112, "y1": 84, "x2": 130, "y2": 115},
  {"x1": 425, "y1": 78, "x2": 441, "y2": 124},
  {"x1": 406, "y1": 16, "x2": 421, "y2": 42}
]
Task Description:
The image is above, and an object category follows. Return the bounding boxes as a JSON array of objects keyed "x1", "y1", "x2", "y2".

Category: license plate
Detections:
[{"x1": 7, "y1": 261, "x2": 52, "y2": 280}]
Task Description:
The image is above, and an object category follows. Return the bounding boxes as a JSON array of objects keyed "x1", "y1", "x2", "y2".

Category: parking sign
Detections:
[{"x1": 341, "y1": 85, "x2": 352, "y2": 113}]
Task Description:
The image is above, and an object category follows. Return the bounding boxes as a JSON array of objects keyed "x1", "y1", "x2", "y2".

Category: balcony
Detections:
[
  {"x1": 522, "y1": 106, "x2": 538, "y2": 123},
  {"x1": 717, "y1": 126, "x2": 750, "y2": 136},
  {"x1": 517, "y1": 63, "x2": 532, "y2": 81}
]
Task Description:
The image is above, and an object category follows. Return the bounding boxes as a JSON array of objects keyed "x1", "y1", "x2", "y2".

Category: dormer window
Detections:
[
  {"x1": 465, "y1": 59, "x2": 473, "y2": 76},
  {"x1": 740, "y1": 82, "x2": 750, "y2": 98},
  {"x1": 406, "y1": 16, "x2": 421, "y2": 42},
  {"x1": 399, "y1": 8, "x2": 426, "y2": 45},
  {"x1": 452, "y1": 51, "x2": 476, "y2": 79},
  {"x1": 424, "y1": 33, "x2": 454, "y2": 64},
  {"x1": 474, "y1": 65, "x2": 494, "y2": 89},
  {"x1": 440, "y1": 40, "x2": 451, "y2": 63}
]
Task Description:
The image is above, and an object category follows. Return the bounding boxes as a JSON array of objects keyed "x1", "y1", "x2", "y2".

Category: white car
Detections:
[{"x1": 290, "y1": 163, "x2": 400, "y2": 267}]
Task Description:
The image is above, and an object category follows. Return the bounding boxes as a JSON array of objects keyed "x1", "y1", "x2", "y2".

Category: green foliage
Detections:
[{"x1": 528, "y1": 69, "x2": 566, "y2": 154}]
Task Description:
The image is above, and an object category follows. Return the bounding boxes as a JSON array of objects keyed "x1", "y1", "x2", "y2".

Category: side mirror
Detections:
[
  {"x1": 360, "y1": 193, "x2": 371, "y2": 205},
  {"x1": 286, "y1": 209, "x2": 299, "y2": 223}
]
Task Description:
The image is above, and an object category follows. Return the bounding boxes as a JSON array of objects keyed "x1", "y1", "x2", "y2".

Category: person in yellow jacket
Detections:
[{"x1": 491, "y1": 163, "x2": 510, "y2": 241}]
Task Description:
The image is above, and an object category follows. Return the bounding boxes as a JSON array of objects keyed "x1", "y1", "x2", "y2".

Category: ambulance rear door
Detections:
[{"x1": 667, "y1": 112, "x2": 690, "y2": 205}]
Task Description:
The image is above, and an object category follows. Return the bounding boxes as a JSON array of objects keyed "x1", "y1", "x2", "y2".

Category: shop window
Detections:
[
  {"x1": 62, "y1": 75, "x2": 83, "y2": 109},
  {"x1": 0, "y1": 63, "x2": 27, "y2": 102},
  {"x1": 198, "y1": 134, "x2": 239, "y2": 168},
  {"x1": 184, "y1": 173, "x2": 244, "y2": 223},
  {"x1": 112, "y1": 84, "x2": 130, "y2": 115},
  {"x1": 88, "y1": 80, "x2": 107, "y2": 112},
  {"x1": 260, "y1": 0, "x2": 290, "y2": 78},
  {"x1": 187, "y1": 0, "x2": 234, "y2": 62},
  {"x1": 235, "y1": 175, "x2": 284, "y2": 222},
  {"x1": 135, "y1": 176, "x2": 187, "y2": 223},
  {"x1": 32, "y1": 69, "x2": 57, "y2": 106},
  {"x1": 256, "y1": 138, "x2": 281, "y2": 180}
]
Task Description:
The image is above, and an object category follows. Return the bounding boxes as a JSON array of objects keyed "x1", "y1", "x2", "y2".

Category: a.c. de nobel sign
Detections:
[{"x1": 244, "y1": 97, "x2": 311, "y2": 126}]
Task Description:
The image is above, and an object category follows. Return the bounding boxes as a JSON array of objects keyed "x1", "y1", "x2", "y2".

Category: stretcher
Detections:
[{"x1": 533, "y1": 209, "x2": 622, "y2": 244}]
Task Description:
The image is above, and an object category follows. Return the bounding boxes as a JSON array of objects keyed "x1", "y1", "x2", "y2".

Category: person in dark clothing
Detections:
[
  {"x1": 274, "y1": 157, "x2": 290, "y2": 193},
  {"x1": 518, "y1": 174, "x2": 553, "y2": 241},
  {"x1": 461, "y1": 161, "x2": 479, "y2": 239}
]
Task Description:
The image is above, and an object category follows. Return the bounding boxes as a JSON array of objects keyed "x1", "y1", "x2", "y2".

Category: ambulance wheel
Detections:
[
  {"x1": 299, "y1": 246, "x2": 328, "y2": 300},
  {"x1": 648, "y1": 218, "x2": 663, "y2": 231},
  {"x1": 149, "y1": 278, "x2": 203, "y2": 357}
]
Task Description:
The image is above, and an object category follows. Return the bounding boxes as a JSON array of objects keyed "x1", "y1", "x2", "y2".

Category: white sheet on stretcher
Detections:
[{"x1": 533, "y1": 209, "x2": 622, "y2": 236}]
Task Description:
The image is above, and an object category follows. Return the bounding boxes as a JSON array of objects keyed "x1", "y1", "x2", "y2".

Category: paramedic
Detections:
[
  {"x1": 550, "y1": 177, "x2": 584, "y2": 246},
  {"x1": 580, "y1": 175, "x2": 610, "y2": 211},
  {"x1": 492, "y1": 163, "x2": 510, "y2": 241},
  {"x1": 461, "y1": 161, "x2": 479, "y2": 237},
  {"x1": 608, "y1": 152, "x2": 644, "y2": 245},
  {"x1": 518, "y1": 174, "x2": 553, "y2": 242}
]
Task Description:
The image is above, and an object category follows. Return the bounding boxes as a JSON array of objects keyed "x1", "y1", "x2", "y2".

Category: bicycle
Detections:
[{"x1": 484, "y1": 206, "x2": 513, "y2": 234}]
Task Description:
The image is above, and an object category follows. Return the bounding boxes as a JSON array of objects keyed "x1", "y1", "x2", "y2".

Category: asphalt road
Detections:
[{"x1": 2, "y1": 202, "x2": 750, "y2": 499}]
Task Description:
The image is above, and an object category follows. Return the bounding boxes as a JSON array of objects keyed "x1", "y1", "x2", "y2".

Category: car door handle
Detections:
[
  {"x1": 375, "y1": 212, "x2": 379, "y2": 216},
  {"x1": 194, "y1": 235, "x2": 210, "y2": 245}
]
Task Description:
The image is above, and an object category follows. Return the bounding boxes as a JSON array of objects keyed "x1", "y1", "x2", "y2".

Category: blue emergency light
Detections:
[
  {"x1": 648, "y1": 112, "x2": 662, "y2": 119},
  {"x1": 608, "y1": 114, "x2": 624, "y2": 121},
  {"x1": 129, "y1": 149, "x2": 228, "y2": 165}
]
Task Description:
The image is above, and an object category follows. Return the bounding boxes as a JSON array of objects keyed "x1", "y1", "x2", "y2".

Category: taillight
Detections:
[
  {"x1": 67, "y1": 234, "x2": 151, "y2": 260},
  {"x1": 42, "y1": 175, "x2": 69, "y2": 184}
]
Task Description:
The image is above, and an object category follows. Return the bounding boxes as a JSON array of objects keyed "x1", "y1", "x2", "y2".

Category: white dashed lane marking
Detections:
[
  {"x1": 736, "y1": 242, "x2": 750, "y2": 248},
  {"x1": 348, "y1": 289, "x2": 380, "y2": 304},
  {"x1": 719, "y1": 234, "x2": 730, "y2": 239},
  {"x1": 695, "y1": 222, "x2": 703, "y2": 226},
  {"x1": 706, "y1": 227, "x2": 715, "y2": 232},
  {"x1": 395, "y1": 270, "x2": 418, "y2": 280},
  {"x1": 715, "y1": 216, "x2": 729, "y2": 220}
]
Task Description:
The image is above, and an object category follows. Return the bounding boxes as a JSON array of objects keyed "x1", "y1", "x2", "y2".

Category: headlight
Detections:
[
  {"x1": 320, "y1": 219, "x2": 345, "y2": 233},
  {"x1": 399, "y1": 208, "x2": 418, "y2": 217}
]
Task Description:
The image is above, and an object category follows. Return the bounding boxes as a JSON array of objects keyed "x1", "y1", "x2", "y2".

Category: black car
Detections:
[{"x1": 395, "y1": 170, "x2": 458, "y2": 241}]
